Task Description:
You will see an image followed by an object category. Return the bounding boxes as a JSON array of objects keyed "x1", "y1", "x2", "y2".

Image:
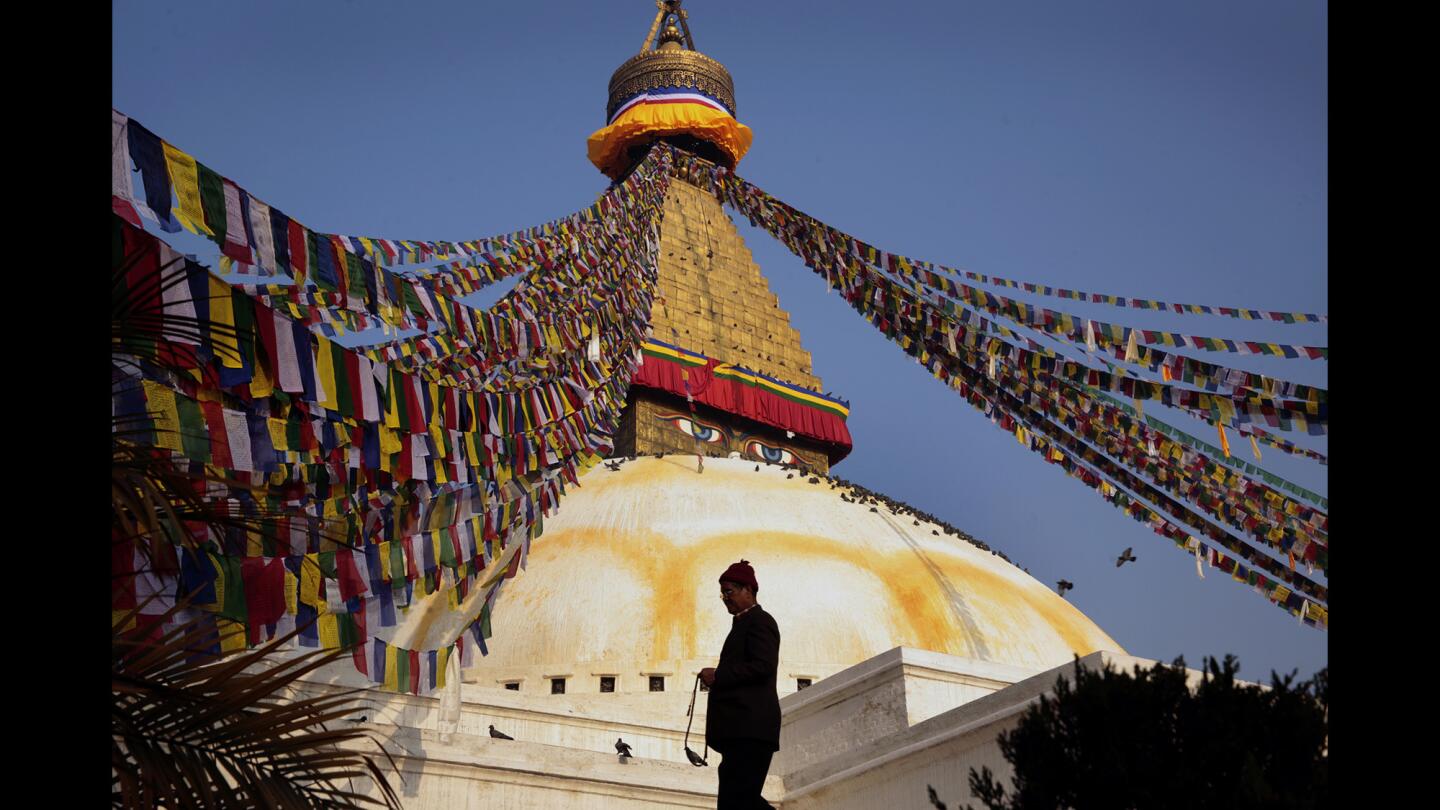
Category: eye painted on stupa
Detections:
[
  {"x1": 744, "y1": 439, "x2": 796, "y2": 465},
  {"x1": 657, "y1": 413, "x2": 727, "y2": 444}
]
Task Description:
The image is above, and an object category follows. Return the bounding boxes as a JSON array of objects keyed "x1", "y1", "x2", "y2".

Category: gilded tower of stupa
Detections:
[{"x1": 589, "y1": 1, "x2": 852, "y2": 474}]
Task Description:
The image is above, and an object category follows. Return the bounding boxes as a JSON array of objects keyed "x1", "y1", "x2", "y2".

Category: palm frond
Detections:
[{"x1": 113, "y1": 608, "x2": 402, "y2": 808}]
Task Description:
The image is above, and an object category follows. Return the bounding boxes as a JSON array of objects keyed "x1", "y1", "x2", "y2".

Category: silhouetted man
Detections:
[{"x1": 699, "y1": 559, "x2": 780, "y2": 809}]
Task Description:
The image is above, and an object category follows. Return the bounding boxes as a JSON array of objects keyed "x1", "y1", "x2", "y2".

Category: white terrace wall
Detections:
[
  {"x1": 778, "y1": 649, "x2": 1209, "y2": 810},
  {"x1": 283, "y1": 646, "x2": 1192, "y2": 808}
]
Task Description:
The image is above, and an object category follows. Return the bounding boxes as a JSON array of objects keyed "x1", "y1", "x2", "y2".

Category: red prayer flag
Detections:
[
  {"x1": 113, "y1": 195, "x2": 143, "y2": 227},
  {"x1": 336, "y1": 547, "x2": 366, "y2": 601},
  {"x1": 351, "y1": 601, "x2": 369, "y2": 676},
  {"x1": 242, "y1": 557, "x2": 286, "y2": 646},
  {"x1": 254, "y1": 303, "x2": 280, "y2": 384},
  {"x1": 200, "y1": 400, "x2": 234, "y2": 469},
  {"x1": 404, "y1": 535, "x2": 420, "y2": 581},
  {"x1": 343, "y1": 350, "x2": 364, "y2": 420},
  {"x1": 287, "y1": 220, "x2": 308, "y2": 282}
]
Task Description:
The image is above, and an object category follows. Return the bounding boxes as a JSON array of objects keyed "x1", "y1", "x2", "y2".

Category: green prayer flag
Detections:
[
  {"x1": 318, "y1": 550, "x2": 338, "y2": 579},
  {"x1": 389, "y1": 541, "x2": 405, "y2": 581},
  {"x1": 174, "y1": 394, "x2": 211, "y2": 463},
  {"x1": 337, "y1": 612, "x2": 356, "y2": 649},
  {"x1": 285, "y1": 411, "x2": 302, "y2": 452},
  {"x1": 395, "y1": 646, "x2": 410, "y2": 691},
  {"x1": 331, "y1": 343, "x2": 354, "y2": 418},
  {"x1": 196, "y1": 163, "x2": 227, "y2": 242},
  {"x1": 231, "y1": 288, "x2": 256, "y2": 367},
  {"x1": 216, "y1": 553, "x2": 247, "y2": 623}
]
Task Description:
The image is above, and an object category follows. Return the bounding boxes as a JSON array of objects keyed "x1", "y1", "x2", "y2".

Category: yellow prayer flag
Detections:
[
  {"x1": 427, "y1": 383, "x2": 443, "y2": 428},
  {"x1": 267, "y1": 417, "x2": 289, "y2": 451},
  {"x1": 437, "y1": 646, "x2": 449, "y2": 690},
  {"x1": 377, "y1": 541, "x2": 393, "y2": 580},
  {"x1": 383, "y1": 644, "x2": 400, "y2": 691},
  {"x1": 250, "y1": 349, "x2": 275, "y2": 398},
  {"x1": 284, "y1": 568, "x2": 298, "y2": 615},
  {"x1": 217, "y1": 618, "x2": 248, "y2": 652},
  {"x1": 318, "y1": 613, "x2": 340, "y2": 649},
  {"x1": 301, "y1": 553, "x2": 323, "y2": 608},
  {"x1": 1215, "y1": 397, "x2": 1236, "y2": 424},
  {"x1": 142, "y1": 380, "x2": 185, "y2": 452},
  {"x1": 161, "y1": 142, "x2": 213, "y2": 236},
  {"x1": 315, "y1": 338, "x2": 339, "y2": 410},
  {"x1": 1217, "y1": 423, "x2": 1231, "y2": 458},
  {"x1": 379, "y1": 423, "x2": 403, "y2": 455},
  {"x1": 207, "y1": 277, "x2": 242, "y2": 368}
]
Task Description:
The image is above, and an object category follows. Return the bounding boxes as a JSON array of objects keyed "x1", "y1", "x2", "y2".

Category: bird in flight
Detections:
[
  {"x1": 1116, "y1": 547, "x2": 1137, "y2": 567},
  {"x1": 488, "y1": 725, "x2": 514, "y2": 740},
  {"x1": 1056, "y1": 579, "x2": 1074, "y2": 597}
]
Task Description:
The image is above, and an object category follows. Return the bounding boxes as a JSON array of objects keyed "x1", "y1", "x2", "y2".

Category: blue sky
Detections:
[{"x1": 113, "y1": 0, "x2": 1326, "y2": 680}]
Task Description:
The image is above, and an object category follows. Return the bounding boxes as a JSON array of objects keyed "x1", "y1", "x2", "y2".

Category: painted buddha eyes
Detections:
[
  {"x1": 744, "y1": 439, "x2": 795, "y2": 465},
  {"x1": 663, "y1": 415, "x2": 726, "y2": 444},
  {"x1": 656, "y1": 411, "x2": 800, "y2": 464}
]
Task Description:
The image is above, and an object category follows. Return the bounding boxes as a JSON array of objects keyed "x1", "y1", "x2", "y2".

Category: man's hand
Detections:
[{"x1": 699, "y1": 667, "x2": 716, "y2": 687}]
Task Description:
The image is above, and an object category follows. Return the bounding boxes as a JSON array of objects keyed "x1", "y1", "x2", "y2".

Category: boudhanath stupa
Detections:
[
  {"x1": 330, "y1": 5, "x2": 1129, "y2": 807},
  {"x1": 113, "y1": 2, "x2": 1327, "y2": 807}
]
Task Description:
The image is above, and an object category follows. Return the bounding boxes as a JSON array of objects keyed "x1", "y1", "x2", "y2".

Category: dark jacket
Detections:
[{"x1": 705, "y1": 604, "x2": 781, "y2": 753}]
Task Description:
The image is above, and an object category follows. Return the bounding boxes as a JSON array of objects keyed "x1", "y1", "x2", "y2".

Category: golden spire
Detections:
[{"x1": 641, "y1": 0, "x2": 696, "y2": 53}]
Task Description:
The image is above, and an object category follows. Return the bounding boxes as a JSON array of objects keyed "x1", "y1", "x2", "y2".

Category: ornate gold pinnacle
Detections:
[{"x1": 606, "y1": 0, "x2": 736, "y2": 122}]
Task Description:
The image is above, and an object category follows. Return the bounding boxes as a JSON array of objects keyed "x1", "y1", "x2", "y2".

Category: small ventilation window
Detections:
[
  {"x1": 551, "y1": 678, "x2": 566, "y2": 694},
  {"x1": 649, "y1": 676, "x2": 665, "y2": 692},
  {"x1": 504, "y1": 682, "x2": 520, "y2": 691},
  {"x1": 600, "y1": 676, "x2": 616, "y2": 693},
  {"x1": 796, "y1": 678, "x2": 813, "y2": 691}
]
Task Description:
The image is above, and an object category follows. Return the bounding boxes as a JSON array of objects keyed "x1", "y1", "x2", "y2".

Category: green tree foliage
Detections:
[{"x1": 963, "y1": 655, "x2": 1327, "y2": 810}]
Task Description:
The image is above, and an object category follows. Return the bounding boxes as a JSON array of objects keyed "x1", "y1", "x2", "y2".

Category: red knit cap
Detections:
[{"x1": 719, "y1": 559, "x2": 758, "y2": 593}]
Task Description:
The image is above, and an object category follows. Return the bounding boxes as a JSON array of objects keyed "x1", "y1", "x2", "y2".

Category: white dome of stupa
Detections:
[{"x1": 389, "y1": 455, "x2": 1123, "y2": 692}]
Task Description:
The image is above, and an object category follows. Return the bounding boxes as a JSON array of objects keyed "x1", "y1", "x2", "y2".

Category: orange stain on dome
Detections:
[{"x1": 399, "y1": 458, "x2": 1121, "y2": 668}]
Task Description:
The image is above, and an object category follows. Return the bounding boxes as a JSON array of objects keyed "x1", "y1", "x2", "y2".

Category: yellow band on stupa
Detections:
[{"x1": 587, "y1": 97, "x2": 752, "y2": 180}]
